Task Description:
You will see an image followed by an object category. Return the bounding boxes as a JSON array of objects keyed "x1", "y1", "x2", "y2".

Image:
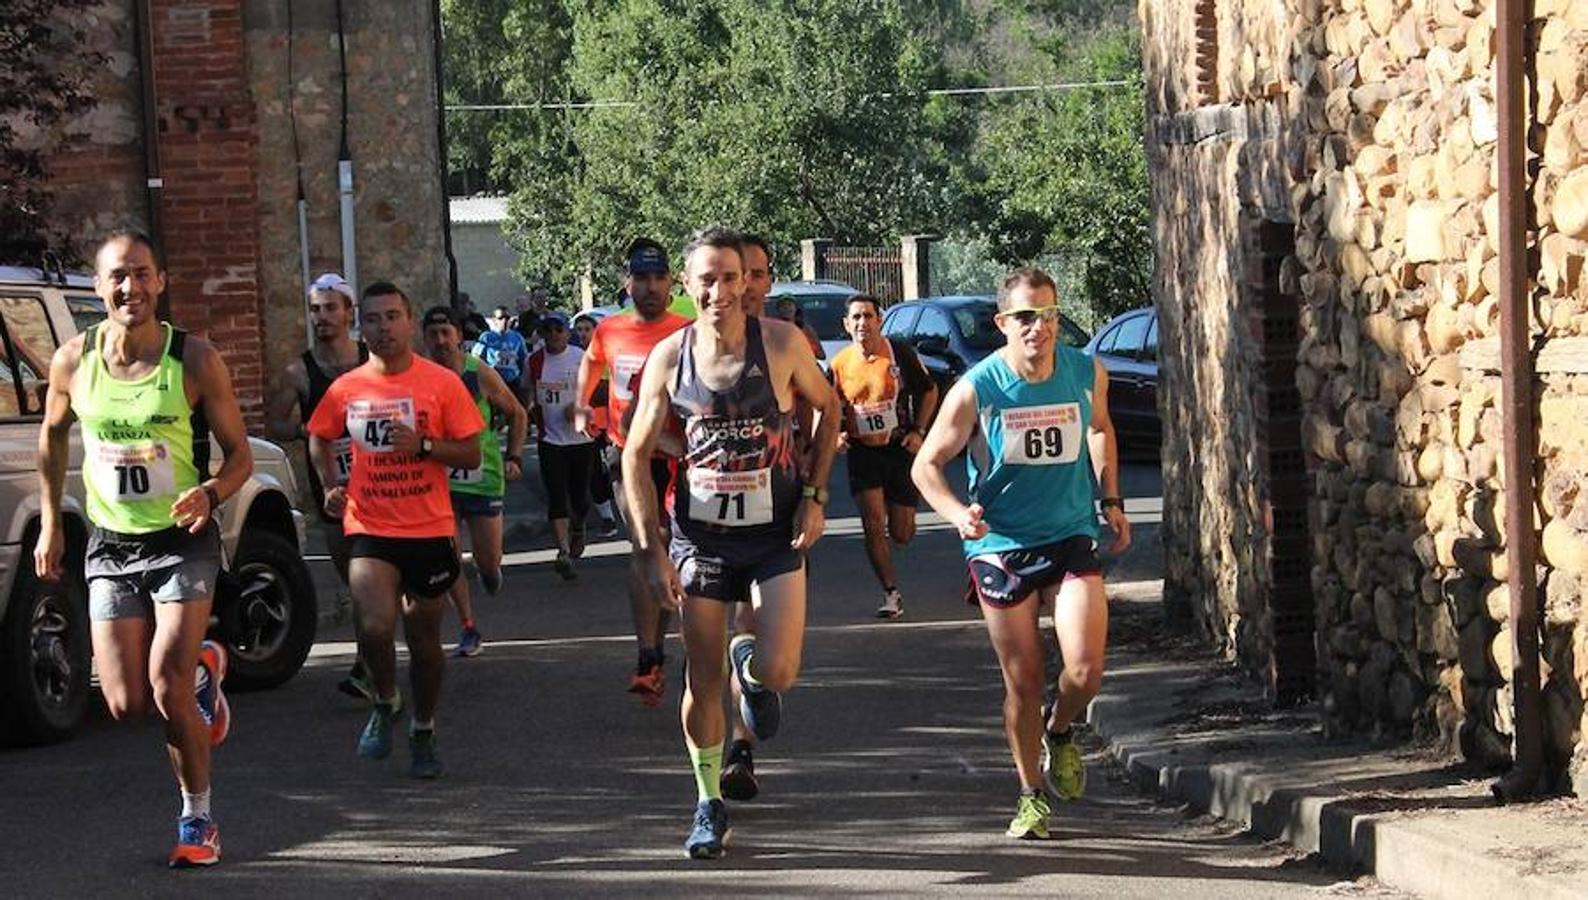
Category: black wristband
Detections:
[
  {"x1": 507, "y1": 454, "x2": 523, "y2": 466},
  {"x1": 1099, "y1": 497, "x2": 1123, "y2": 510},
  {"x1": 203, "y1": 485, "x2": 222, "y2": 512}
]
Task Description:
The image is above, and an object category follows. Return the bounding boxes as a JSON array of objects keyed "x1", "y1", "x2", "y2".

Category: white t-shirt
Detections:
[{"x1": 533, "y1": 346, "x2": 593, "y2": 446}]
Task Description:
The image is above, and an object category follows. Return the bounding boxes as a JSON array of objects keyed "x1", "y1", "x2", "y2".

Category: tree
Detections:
[{"x1": 0, "y1": 1, "x2": 107, "y2": 264}]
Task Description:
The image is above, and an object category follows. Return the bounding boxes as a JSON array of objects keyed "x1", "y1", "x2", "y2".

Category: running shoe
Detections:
[
  {"x1": 456, "y1": 626, "x2": 484, "y2": 658},
  {"x1": 719, "y1": 740, "x2": 759, "y2": 801},
  {"x1": 730, "y1": 634, "x2": 781, "y2": 741},
  {"x1": 1043, "y1": 730, "x2": 1087, "y2": 800},
  {"x1": 553, "y1": 551, "x2": 577, "y2": 581},
  {"x1": 1005, "y1": 791, "x2": 1052, "y2": 840},
  {"x1": 410, "y1": 729, "x2": 443, "y2": 779},
  {"x1": 337, "y1": 665, "x2": 376, "y2": 702},
  {"x1": 195, "y1": 640, "x2": 230, "y2": 748},
  {"x1": 876, "y1": 588, "x2": 904, "y2": 620},
  {"x1": 684, "y1": 798, "x2": 730, "y2": 860},
  {"x1": 570, "y1": 524, "x2": 588, "y2": 560},
  {"x1": 481, "y1": 568, "x2": 503, "y2": 596},
  {"x1": 628, "y1": 662, "x2": 665, "y2": 707},
  {"x1": 597, "y1": 517, "x2": 620, "y2": 539},
  {"x1": 168, "y1": 815, "x2": 221, "y2": 868},
  {"x1": 358, "y1": 697, "x2": 402, "y2": 759}
]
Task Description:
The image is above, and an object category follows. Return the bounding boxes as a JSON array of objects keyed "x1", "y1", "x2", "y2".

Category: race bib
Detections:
[
  {"x1": 612, "y1": 353, "x2": 646, "y2": 401},
  {"x1": 95, "y1": 441, "x2": 177, "y2": 501},
  {"x1": 332, "y1": 436, "x2": 355, "y2": 486},
  {"x1": 853, "y1": 400, "x2": 899, "y2": 438},
  {"x1": 687, "y1": 467, "x2": 774, "y2": 527},
  {"x1": 346, "y1": 398, "x2": 416, "y2": 454},
  {"x1": 539, "y1": 379, "x2": 569, "y2": 409},
  {"x1": 449, "y1": 464, "x2": 484, "y2": 485},
  {"x1": 1000, "y1": 403, "x2": 1083, "y2": 466}
]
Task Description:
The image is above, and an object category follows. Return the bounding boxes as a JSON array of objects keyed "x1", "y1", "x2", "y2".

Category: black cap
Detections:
[{"x1": 422, "y1": 305, "x2": 460, "y2": 329}]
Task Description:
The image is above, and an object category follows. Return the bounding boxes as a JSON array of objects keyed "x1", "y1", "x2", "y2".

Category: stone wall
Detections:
[
  {"x1": 26, "y1": 0, "x2": 449, "y2": 425},
  {"x1": 1145, "y1": 0, "x2": 1588, "y2": 786}
]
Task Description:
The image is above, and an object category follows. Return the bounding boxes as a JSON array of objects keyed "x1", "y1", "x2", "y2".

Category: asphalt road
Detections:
[{"x1": 0, "y1": 461, "x2": 1376, "y2": 896}]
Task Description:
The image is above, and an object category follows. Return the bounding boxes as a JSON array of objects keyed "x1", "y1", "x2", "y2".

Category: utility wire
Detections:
[{"x1": 445, "y1": 79, "x2": 1135, "y2": 112}]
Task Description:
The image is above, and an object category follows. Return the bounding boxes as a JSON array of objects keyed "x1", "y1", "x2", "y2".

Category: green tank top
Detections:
[
  {"x1": 76, "y1": 323, "x2": 207, "y2": 534},
  {"x1": 448, "y1": 355, "x2": 504, "y2": 497}
]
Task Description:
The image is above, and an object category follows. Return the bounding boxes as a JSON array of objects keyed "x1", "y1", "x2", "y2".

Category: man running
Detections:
[
  {"x1": 912, "y1": 267, "x2": 1129, "y2": 840},
  {"x1": 422, "y1": 306, "x2": 526, "y2": 657},
  {"x1": 308, "y1": 282, "x2": 484, "y2": 779},
  {"x1": 36, "y1": 231, "x2": 253, "y2": 867},
  {"x1": 265, "y1": 272, "x2": 374, "y2": 698},
  {"x1": 573, "y1": 311, "x2": 621, "y2": 536},
  {"x1": 574, "y1": 237, "x2": 691, "y2": 705},
  {"x1": 624, "y1": 227, "x2": 839, "y2": 859},
  {"x1": 527, "y1": 312, "x2": 598, "y2": 578},
  {"x1": 830, "y1": 294, "x2": 938, "y2": 619},
  {"x1": 472, "y1": 303, "x2": 530, "y2": 404}
]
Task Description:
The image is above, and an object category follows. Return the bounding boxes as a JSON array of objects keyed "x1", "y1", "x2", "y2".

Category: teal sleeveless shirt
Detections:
[{"x1": 961, "y1": 345, "x2": 1099, "y2": 556}]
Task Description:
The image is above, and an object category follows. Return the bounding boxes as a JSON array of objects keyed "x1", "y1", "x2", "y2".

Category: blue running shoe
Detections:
[
  {"x1": 456, "y1": 626, "x2": 483, "y2": 658},
  {"x1": 684, "y1": 799, "x2": 730, "y2": 860},
  {"x1": 357, "y1": 698, "x2": 402, "y2": 759},
  {"x1": 169, "y1": 815, "x2": 221, "y2": 867},
  {"x1": 409, "y1": 729, "x2": 442, "y2": 779},
  {"x1": 730, "y1": 634, "x2": 781, "y2": 741}
]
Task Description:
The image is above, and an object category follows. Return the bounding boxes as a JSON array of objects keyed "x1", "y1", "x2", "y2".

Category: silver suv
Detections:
[{"x1": 0, "y1": 265, "x2": 319, "y2": 744}]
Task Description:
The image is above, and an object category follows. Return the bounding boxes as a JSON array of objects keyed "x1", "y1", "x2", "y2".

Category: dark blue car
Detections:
[{"x1": 880, "y1": 295, "x2": 1090, "y2": 394}]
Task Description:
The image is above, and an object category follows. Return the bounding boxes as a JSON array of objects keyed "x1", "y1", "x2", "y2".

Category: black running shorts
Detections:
[
  {"x1": 670, "y1": 529, "x2": 803, "y2": 604},
  {"x1": 846, "y1": 442, "x2": 919, "y2": 507},
  {"x1": 965, "y1": 534, "x2": 1101, "y2": 608},
  {"x1": 349, "y1": 534, "x2": 460, "y2": 599}
]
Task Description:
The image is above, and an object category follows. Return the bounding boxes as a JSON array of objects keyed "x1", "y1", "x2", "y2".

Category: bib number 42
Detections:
[{"x1": 363, "y1": 419, "x2": 394, "y2": 448}]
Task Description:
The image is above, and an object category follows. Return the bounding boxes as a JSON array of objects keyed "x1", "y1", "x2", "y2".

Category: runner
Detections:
[
  {"x1": 573, "y1": 238, "x2": 691, "y2": 705},
  {"x1": 472, "y1": 303, "x2": 531, "y2": 405},
  {"x1": 35, "y1": 231, "x2": 254, "y2": 867},
  {"x1": 307, "y1": 282, "x2": 484, "y2": 780},
  {"x1": 623, "y1": 227, "x2": 839, "y2": 859},
  {"x1": 527, "y1": 311, "x2": 598, "y2": 578},
  {"x1": 265, "y1": 272, "x2": 374, "y2": 699},
  {"x1": 830, "y1": 293, "x2": 939, "y2": 619},
  {"x1": 573, "y1": 311, "x2": 621, "y2": 537},
  {"x1": 421, "y1": 306, "x2": 527, "y2": 657},
  {"x1": 911, "y1": 267, "x2": 1130, "y2": 840}
]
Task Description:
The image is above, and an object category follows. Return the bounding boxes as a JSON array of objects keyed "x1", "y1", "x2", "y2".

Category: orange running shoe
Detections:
[
  {"x1": 627, "y1": 662, "x2": 665, "y2": 707},
  {"x1": 197, "y1": 640, "x2": 230, "y2": 748},
  {"x1": 168, "y1": 816, "x2": 221, "y2": 868}
]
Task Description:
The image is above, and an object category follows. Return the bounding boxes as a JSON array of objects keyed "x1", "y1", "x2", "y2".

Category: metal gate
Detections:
[{"x1": 817, "y1": 245, "x2": 904, "y2": 304}]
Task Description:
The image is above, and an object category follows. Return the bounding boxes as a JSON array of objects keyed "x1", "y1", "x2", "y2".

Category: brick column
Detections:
[{"x1": 150, "y1": 0, "x2": 265, "y2": 429}]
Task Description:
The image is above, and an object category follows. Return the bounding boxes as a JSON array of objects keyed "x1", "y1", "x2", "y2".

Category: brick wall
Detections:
[{"x1": 149, "y1": 0, "x2": 265, "y2": 426}]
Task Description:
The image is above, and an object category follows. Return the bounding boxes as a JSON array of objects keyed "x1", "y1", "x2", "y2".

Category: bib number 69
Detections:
[{"x1": 1023, "y1": 426, "x2": 1064, "y2": 460}]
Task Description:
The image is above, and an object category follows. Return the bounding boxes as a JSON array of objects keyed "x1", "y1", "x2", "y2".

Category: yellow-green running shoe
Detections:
[
  {"x1": 1006, "y1": 791, "x2": 1052, "y2": 840},
  {"x1": 1044, "y1": 733, "x2": 1086, "y2": 800}
]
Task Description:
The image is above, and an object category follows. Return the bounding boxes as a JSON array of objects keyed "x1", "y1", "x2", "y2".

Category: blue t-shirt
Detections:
[
  {"x1": 471, "y1": 329, "x2": 528, "y2": 383},
  {"x1": 961, "y1": 345, "x2": 1099, "y2": 556}
]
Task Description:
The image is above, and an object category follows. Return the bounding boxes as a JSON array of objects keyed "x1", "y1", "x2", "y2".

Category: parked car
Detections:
[
  {"x1": 881, "y1": 295, "x2": 1091, "y2": 394},
  {"x1": 766, "y1": 280, "x2": 859, "y2": 365},
  {"x1": 0, "y1": 265, "x2": 318, "y2": 746},
  {"x1": 1085, "y1": 306, "x2": 1161, "y2": 455}
]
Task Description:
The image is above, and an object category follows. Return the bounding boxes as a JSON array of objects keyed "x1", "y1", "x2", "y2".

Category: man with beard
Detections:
[
  {"x1": 267, "y1": 272, "x2": 374, "y2": 699},
  {"x1": 36, "y1": 231, "x2": 254, "y2": 866},
  {"x1": 574, "y1": 238, "x2": 691, "y2": 705},
  {"x1": 308, "y1": 283, "x2": 484, "y2": 780},
  {"x1": 421, "y1": 306, "x2": 527, "y2": 657}
]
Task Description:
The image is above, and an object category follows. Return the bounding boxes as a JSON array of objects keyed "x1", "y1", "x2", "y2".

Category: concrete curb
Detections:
[{"x1": 1088, "y1": 694, "x2": 1585, "y2": 900}]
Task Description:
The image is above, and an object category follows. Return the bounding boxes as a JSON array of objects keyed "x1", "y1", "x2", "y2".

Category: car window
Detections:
[
  {"x1": 66, "y1": 293, "x2": 104, "y2": 333},
  {"x1": 1142, "y1": 316, "x2": 1159, "y2": 362},
  {"x1": 792, "y1": 292, "x2": 853, "y2": 341},
  {"x1": 882, "y1": 306, "x2": 919, "y2": 338},
  {"x1": 0, "y1": 293, "x2": 61, "y2": 417},
  {"x1": 916, "y1": 308, "x2": 953, "y2": 343},
  {"x1": 953, "y1": 304, "x2": 1004, "y2": 350},
  {"x1": 1102, "y1": 314, "x2": 1149, "y2": 359},
  {"x1": 1096, "y1": 323, "x2": 1122, "y2": 355}
]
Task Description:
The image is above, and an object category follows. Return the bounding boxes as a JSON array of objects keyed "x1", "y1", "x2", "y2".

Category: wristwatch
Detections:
[
  {"x1": 418, "y1": 435, "x2": 434, "y2": 459},
  {"x1": 801, "y1": 484, "x2": 829, "y2": 505}
]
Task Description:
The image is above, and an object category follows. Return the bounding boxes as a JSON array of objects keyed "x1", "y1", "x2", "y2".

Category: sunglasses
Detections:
[{"x1": 998, "y1": 306, "x2": 1060, "y2": 327}]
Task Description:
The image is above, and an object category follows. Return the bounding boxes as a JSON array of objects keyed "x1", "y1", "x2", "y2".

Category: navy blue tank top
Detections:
[{"x1": 669, "y1": 317, "x2": 802, "y2": 538}]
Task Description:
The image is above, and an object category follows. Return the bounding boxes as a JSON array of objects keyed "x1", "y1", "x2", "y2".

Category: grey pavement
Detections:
[{"x1": 0, "y1": 462, "x2": 1395, "y2": 896}]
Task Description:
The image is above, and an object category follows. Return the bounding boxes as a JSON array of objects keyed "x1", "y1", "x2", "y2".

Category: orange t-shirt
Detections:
[
  {"x1": 830, "y1": 338, "x2": 931, "y2": 448},
  {"x1": 306, "y1": 355, "x2": 485, "y2": 538},
  {"x1": 583, "y1": 311, "x2": 689, "y2": 447}
]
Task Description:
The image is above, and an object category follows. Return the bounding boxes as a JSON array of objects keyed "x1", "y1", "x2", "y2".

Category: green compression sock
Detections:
[{"x1": 690, "y1": 743, "x2": 724, "y2": 802}]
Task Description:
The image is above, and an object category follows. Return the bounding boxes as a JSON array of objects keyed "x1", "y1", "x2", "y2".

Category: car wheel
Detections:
[
  {"x1": 219, "y1": 529, "x2": 317, "y2": 691},
  {"x1": 0, "y1": 552, "x2": 90, "y2": 746}
]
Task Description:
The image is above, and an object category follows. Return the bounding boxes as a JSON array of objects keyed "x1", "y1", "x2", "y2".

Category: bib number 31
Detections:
[{"x1": 1001, "y1": 403, "x2": 1082, "y2": 466}]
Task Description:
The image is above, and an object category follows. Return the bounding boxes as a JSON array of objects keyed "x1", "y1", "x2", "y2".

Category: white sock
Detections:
[
  {"x1": 181, "y1": 789, "x2": 211, "y2": 820},
  {"x1": 410, "y1": 718, "x2": 435, "y2": 734}
]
